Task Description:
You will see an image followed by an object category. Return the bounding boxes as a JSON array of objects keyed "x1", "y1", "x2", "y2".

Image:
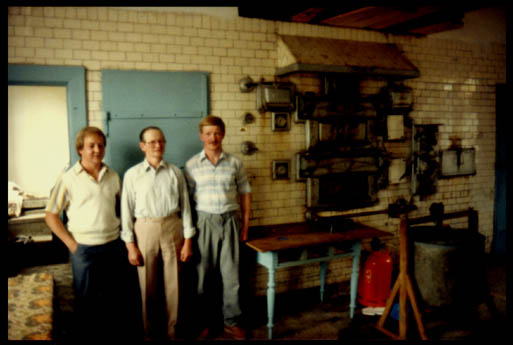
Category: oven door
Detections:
[{"x1": 307, "y1": 173, "x2": 378, "y2": 211}]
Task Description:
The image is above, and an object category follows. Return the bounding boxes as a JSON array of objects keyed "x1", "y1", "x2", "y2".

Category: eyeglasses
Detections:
[{"x1": 144, "y1": 140, "x2": 166, "y2": 146}]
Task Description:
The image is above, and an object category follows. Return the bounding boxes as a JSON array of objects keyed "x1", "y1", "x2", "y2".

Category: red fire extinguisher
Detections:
[{"x1": 358, "y1": 248, "x2": 393, "y2": 307}]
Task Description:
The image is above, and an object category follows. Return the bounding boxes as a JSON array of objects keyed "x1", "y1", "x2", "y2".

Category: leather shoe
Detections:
[
  {"x1": 224, "y1": 325, "x2": 247, "y2": 340},
  {"x1": 197, "y1": 327, "x2": 211, "y2": 340}
]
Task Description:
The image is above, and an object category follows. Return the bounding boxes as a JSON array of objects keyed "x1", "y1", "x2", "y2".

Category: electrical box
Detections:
[
  {"x1": 256, "y1": 83, "x2": 295, "y2": 113},
  {"x1": 440, "y1": 148, "x2": 476, "y2": 177}
]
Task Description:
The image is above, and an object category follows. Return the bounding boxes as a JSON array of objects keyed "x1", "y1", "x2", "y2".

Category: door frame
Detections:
[{"x1": 493, "y1": 83, "x2": 507, "y2": 254}]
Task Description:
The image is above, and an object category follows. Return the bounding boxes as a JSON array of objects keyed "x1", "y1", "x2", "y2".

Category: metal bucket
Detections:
[{"x1": 412, "y1": 226, "x2": 485, "y2": 307}]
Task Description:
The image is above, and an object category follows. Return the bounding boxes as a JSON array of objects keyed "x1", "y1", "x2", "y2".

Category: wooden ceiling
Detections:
[{"x1": 238, "y1": 5, "x2": 484, "y2": 36}]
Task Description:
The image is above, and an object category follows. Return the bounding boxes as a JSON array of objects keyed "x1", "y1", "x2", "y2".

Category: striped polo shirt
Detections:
[{"x1": 184, "y1": 150, "x2": 251, "y2": 214}]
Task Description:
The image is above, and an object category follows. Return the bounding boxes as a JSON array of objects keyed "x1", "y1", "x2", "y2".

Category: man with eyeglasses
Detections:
[{"x1": 120, "y1": 126, "x2": 195, "y2": 340}]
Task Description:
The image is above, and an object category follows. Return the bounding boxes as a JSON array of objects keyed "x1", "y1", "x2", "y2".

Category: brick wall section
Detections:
[{"x1": 8, "y1": 7, "x2": 506, "y2": 296}]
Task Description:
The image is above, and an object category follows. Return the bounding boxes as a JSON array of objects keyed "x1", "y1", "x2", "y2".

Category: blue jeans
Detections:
[{"x1": 70, "y1": 238, "x2": 130, "y2": 337}]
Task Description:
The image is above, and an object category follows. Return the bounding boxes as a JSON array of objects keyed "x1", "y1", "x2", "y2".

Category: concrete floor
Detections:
[
  {"x1": 17, "y1": 252, "x2": 508, "y2": 341},
  {"x1": 199, "y1": 253, "x2": 508, "y2": 341}
]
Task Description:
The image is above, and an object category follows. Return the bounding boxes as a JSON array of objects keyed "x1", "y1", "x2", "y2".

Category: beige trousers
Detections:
[{"x1": 134, "y1": 214, "x2": 183, "y2": 339}]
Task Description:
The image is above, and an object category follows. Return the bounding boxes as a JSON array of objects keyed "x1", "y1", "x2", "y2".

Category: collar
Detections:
[
  {"x1": 143, "y1": 158, "x2": 167, "y2": 171},
  {"x1": 199, "y1": 149, "x2": 225, "y2": 163},
  {"x1": 72, "y1": 161, "x2": 84, "y2": 174},
  {"x1": 73, "y1": 161, "x2": 108, "y2": 179}
]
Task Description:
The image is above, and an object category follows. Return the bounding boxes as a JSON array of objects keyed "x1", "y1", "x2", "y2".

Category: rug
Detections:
[
  {"x1": 18, "y1": 262, "x2": 75, "y2": 339},
  {"x1": 8, "y1": 272, "x2": 54, "y2": 340}
]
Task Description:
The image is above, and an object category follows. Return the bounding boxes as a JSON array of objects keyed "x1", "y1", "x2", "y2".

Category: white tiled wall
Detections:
[{"x1": 8, "y1": 7, "x2": 506, "y2": 295}]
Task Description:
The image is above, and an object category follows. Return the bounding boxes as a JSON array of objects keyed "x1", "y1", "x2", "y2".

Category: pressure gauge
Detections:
[
  {"x1": 272, "y1": 112, "x2": 290, "y2": 131},
  {"x1": 272, "y1": 160, "x2": 290, "y2": 180}
]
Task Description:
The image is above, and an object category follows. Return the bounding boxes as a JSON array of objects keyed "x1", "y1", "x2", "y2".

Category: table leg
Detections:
[
  {"x1": 266, "y1": 266, "x2": 275, "y2": 339},
  {"x1": 349, "y1": 241, "x2": 361, "y2": 318},
  {"x1": 320, "y1": 261, "x2": 327, "y2": 302}
]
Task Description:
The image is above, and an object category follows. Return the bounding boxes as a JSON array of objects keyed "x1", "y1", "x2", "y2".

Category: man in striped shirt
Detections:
[{"x1": 184, "y1": 115, "x2": 251, "y2": 340}]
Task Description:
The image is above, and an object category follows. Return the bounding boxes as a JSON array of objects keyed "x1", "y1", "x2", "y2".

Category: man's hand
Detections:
[
  {"x1": 239, "y1": 226, "x2": 248, "y2": 242},
  {"x1": 69, "y1": 241, "x2": 79, "y2": 254},
  {"x1": 45, "y1": 212, "x2": 79, "y2": 254},
  {"x1": 180, "y1": 238, "x2": 193, "y2": 262},
  {"x1": 126, "y1": 242, "x2": 144, "y2": 266}
]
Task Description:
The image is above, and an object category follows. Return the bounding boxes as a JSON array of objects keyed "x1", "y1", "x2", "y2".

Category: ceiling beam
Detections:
[
  {"x1": 385, "y1": 9, "x2": 464, "y2": 35},
  {"x1": 291, "y1": 8, "x2": 325, "y2": 23},
  {"x1": 238, "y1": 5, "x2": 484, "y2": 36}
]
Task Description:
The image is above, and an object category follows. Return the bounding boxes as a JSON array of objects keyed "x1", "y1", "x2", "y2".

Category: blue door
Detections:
[
  {"x1": 493, "y1": 84, "x2": 506, "y2": 255},
  {"x1": 102, "y1": 70, "x2": 209, "y2": 177}
]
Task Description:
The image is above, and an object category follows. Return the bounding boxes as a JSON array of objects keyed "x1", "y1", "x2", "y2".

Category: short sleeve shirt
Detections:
[
  {"x1": 45, "y1": 161, "x2": 121, "y2": 245},
  {"x1": 184, "y1": 150, "x2": 251, "y2": 214}
]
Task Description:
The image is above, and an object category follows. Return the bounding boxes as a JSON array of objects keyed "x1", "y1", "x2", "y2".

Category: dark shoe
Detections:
[
  {"x1": 197, "y1": 327, "x2": 212, "y2": 340},
  {"x1": 224, "y1": 325, "x2": 247, "y2": 340}
]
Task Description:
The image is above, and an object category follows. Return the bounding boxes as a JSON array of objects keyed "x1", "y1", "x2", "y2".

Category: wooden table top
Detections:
[{"x1": 246, "y1": 221, "x2": 391, "y2": 253}]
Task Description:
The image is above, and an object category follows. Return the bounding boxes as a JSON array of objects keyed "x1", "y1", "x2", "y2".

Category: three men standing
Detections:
[{"x1": 47, "y1": 115, "x2": 251, "y2": 340}]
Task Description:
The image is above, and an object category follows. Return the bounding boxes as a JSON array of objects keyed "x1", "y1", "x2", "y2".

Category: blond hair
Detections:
[{"x1": 75, "y1": 126, "x2": 106, "y2": 154}]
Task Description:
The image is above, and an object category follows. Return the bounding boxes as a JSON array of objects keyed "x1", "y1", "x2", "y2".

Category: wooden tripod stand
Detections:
[{"x1": 375, "y1": 215, "x2": 428, "y2": 340}]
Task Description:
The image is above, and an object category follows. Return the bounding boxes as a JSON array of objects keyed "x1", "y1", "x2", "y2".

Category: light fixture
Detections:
[
  {"x1": 241, "y1": 141, "x2": 258, "y2": 155},
  {"x1": 243, "y1": 112, "x2": 255, "y2": 125},
  {"x1": 239, "y1": 76, "x2": 258, "y2": 93}
]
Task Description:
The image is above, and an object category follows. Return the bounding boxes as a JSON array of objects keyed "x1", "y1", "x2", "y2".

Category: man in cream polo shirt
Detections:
[{"x1": 45, "y1": 126, "x2": 132, "y2": 339}]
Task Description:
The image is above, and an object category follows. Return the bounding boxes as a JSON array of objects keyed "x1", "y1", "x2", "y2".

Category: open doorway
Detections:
[
  {"x1": 8, "y1": 64, "x2": 87, "y2": 213},
  {"x1": 8, "y1": 85, "x2": 70, "y2": 198}
]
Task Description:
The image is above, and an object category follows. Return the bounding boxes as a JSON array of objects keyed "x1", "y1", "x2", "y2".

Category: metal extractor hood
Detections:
[{"x1": 276, "y1": 35, "x2": 419, "y2": 79}]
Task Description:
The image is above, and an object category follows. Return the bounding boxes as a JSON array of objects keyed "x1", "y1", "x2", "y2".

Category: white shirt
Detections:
[
  {"x1": 46, "y1": 161, "x2": 121, "y2": 245},
  {"x1": 120, "y1": 159, "x2": 195, "y2": 242}
]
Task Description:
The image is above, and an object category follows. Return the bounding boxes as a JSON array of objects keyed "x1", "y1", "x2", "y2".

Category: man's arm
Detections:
[
  {"x1": 120, "y1": 172, "x2": 143, "y2": 266},
  {"x1": 177, "y1": 167, "x2": 195, "y2": 263},
  {"x1": 183, "y1": 164, "x2": 197, "y2": 224},
  {"x1": 45, "y1": 178, "x2": 78, "y2": 254},
  {"x1": 239, "y1": 193, "x2": 251, "y2": 242},
  {"x1": 45, "y1": 212, "x2": 78, "y2": 254}
]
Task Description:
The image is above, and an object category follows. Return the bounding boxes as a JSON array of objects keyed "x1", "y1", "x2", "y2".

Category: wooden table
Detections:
[{"x1": 246, "y1": 221, "x2": 391, "y2": 339}]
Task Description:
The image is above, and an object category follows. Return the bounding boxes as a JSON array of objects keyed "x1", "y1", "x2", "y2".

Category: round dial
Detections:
[
  {"x1": 276, "y1": 115, "x2": 287, "y2": 127},
  {"x1": 277, "y1": 165, "x2": 287, "y2": 175}
]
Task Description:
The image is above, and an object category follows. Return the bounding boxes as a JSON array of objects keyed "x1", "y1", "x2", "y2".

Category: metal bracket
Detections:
[
  {"x1": 103, "y1": 111, "x2": 111, "y2": 137},
  {"x1": 239, "y1": 76, "x2": 258, "y2": 92}
]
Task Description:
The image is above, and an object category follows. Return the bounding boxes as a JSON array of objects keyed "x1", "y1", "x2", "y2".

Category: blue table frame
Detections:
[{"x1": 246, "y1": 223, "x2": 390, "y2": 339}]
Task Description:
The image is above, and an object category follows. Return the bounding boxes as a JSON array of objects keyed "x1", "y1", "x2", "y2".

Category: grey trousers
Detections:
[{"x1": 196, "y1": 211, "x2": 242, "y2": 327}]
